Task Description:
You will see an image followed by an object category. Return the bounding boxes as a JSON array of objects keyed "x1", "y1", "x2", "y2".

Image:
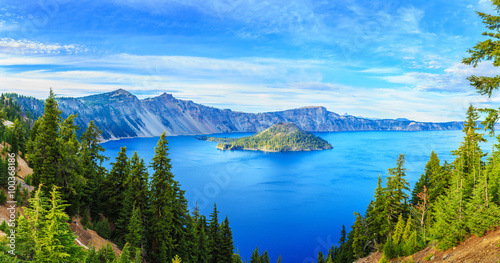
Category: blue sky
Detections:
[{"x1": 0, "y1": 0, "x2": 499, "y2": 121}]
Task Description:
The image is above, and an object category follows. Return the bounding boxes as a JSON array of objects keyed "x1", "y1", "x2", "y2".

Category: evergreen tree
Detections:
[
  {"x1": 261, "y1": 250, "x2": 270, "y2": 263},
  {"x1": 194, "y1": 212, "x2": 209, "y2": 263},
  {"x1": 411, "y1": 151, "x2": 443, "y2": 205},
  {"x1": 463, "y1": 0, "x2": 500, "y2": 133},
  {"x1": 365, "y1": 174, "x2": 388, "y2": 248},
  {"x1": 29, "y1": 89, "x2": 61, "y2": 191},
  {"x1": 250, "y1": 247, "x2": 260, "y2": 263},
  {"x1": 430, "y1": 172, "x2": 467, "y2": 250},
  {"x1": 104, "y1": 146, "x2": 130, "y2": 223},
  {"x1": 149, "y1": 132, "x2": 176, "y2": 262},
  {"x1": 16, "y1": 184, "x2": 86, "y2": 262},
  {"x1": 351, "y1": 212, "x2": 367, "y2": 259},
  {"x1": 117, "y1": 152, "x2": 149, "y2": 248},
  {"x1": 125, "y1": 204, "x2": 144, "y2": 259},
  {"x1": 452, "y1": 105, "x2": 485, "y2": 199},
  {"x1": 56, "y1": 114, "x2": 83, "y2": 215},
  {"x1": 317, "y1": 251, "x2": 326, "y2": 263},
  {"x1": 465, "y1": 167, "x2": 500, "y2": 236},
  {"x1": 79, "y1": 120, "x2": 108, "y2": 222},
  {"x1": 385, "y1": 154, "x2": 410, "y2": 229},
  {"x1": 208, "y1": 203, "x2": 221, "y2": 263},
  {"x1": 221, "y1": 216, "x2": 235, "y2": 263}
]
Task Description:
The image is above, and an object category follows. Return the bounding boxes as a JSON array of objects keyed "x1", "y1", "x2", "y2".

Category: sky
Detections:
[{"x1": 0, "y1": 0, "x2": 499, "y2": 122}]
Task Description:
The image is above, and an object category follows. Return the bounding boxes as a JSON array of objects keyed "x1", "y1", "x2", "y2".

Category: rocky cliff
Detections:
[{"x1": 14, "y1": 89, "x2": 463, "y2": 140}]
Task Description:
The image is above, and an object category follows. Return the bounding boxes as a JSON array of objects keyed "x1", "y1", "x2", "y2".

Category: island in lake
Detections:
[{"x1": 198, "y1": 123, "x2": 333, "y2": 152}]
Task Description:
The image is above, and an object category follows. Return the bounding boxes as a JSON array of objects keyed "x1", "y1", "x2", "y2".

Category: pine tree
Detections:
[
  {"x1": 97, "y1": 243, "x2": 117, "y2": 262},
  {"x1": 221, "y1": 216, "x2": 235, "y2": 263},
  {"x1": 465, "y1": 167, "x2": 500, "y2": 236},
  {"x1": 261, "y1": 250, "x2": 270, "y2": 263},
  {"x1": 29, "y1": 89, "x2": 61, "y2": 191},
  {"x1": 79, "y1": 120, "x2": 108, "y2": 222},
  {"x1": 104, "y1": 146, "x2": 130, "y2": 223},
  {"x1": 385, "y1": 154, "x2": 410, "y2": 229},
  {"x1": 351, "y1": 212, "x2": 367, "y2": 259},
  {"x1": 411, "y1": 151, "x2": 443, "y2": 205},
  {"x1": 430, "y1": 172, "x2": 467, "y2": 250},
  {"x1": 56, "y1": 114, "x2": 83, "y2": 216},
  {"x1": 365, "y1": 174, "x2": 388, "y2": 248},
  {"x1": 452, "y1": 105, "x2": 485, "y2": 199},
  {"x1": 391, "y1": 214, "x2": 405, "y2": 246},
  {"x1": 208, "y1": 203, "x2": 221, "y2": 263},
  {"x1": 463, "y1": 1, "x2": 500, "y2": 133},
  {"x1": 117, "y1": 152, "x2": 149, "y2": 248},
  {"x1": 16, "y1": 184, "x2": 86, "y2": 262},
  {"x1": 317, "y1": 251, "x2": 326, "y2": 263},
  {"x1": 149, "y1": 132, "x2": 176, "y2": 262},
  {"x1": 125, "y1": 204, "x2": 144, "y2": 259},
  {"x1": 250, "y1": 247, "x2": 261, "y2": 263}
]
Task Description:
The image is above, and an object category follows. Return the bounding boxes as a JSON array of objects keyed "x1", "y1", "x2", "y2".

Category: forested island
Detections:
[{"x1": 199, "y1": 123, "x2": 333, "y2": 152}]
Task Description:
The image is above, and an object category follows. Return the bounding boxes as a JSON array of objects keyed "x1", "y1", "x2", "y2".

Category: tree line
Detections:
[
  {"x1": 0, "y1": 89, "x2": 245, "y2": 262},
  {"x1": 317, "y1": 2, "x2": 500, "y2": 261}
]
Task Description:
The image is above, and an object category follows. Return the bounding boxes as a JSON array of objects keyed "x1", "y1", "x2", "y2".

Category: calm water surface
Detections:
[{"x1": 101, "y1": 130, "x2": 494, "y2": 262}]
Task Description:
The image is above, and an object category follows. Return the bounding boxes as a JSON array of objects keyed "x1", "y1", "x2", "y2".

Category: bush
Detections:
[
  {"x1": 0, "y1": 189, "x2": 7, "y2": 205},
  {"x1": 0, "y1": 220, "x2": 8, "y2": 233},
  {"x1": 383, "y1": 238, "x2": 398, "y2": 259},
  {"x1": 24, "y1": 174, "x2": 32, "y2": 186},
  {"x1": 95, "y1": 218, "x2": 110, "y2": 240}
]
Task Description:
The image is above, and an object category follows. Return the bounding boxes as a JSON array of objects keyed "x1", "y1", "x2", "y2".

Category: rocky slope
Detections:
[
  {"x1": 14, "y1": 89, "x2": 463, "y2": 140},
  {"x1": 355, "y1": 226, "x2": 500, "y2": 263}
]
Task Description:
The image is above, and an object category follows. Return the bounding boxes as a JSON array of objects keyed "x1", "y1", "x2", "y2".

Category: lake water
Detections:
[{"x1": 101, "y1": 130, "x2": 495, "y2": 262}]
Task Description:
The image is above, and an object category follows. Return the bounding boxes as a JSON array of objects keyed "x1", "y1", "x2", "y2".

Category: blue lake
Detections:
[{"x1": 101, "y1": 130, "x2": 495, "y2": 262}]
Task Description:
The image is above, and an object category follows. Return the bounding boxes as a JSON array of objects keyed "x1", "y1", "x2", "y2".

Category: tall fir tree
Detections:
[
  {"x1": 16, "y1": 185, "x2": 86, "y2": 262},
  {"x1": 365, "y1": 174, "x2": 388, "y2": 248},
  {"x1": 79, "y1": 120, "x2": 108, "y2": 221},
  {"x1": 250, "y1": 247, "x2": 261, "y2": 263},
  {"x1": 452, "y1": 105, "x2": 485, "y2": 199},
  {"x1": 208, "y1": 203, "x2": 221, "y2": 263},
  {"x1": 385, "y1": 154, "x2": 410, "y2": 230},
  {"x1": 104, "y1": 146, "x2": 130, "y2": 224},
  {"x1": 430, "y1": 172, "x2": 467, "y2": 250},
  {"x1": 411, "y1": 151, "x2": 444, "y2": 205},
  {"x1": 148, "y1": 132, "x2": 176, "y2": 262},
  {"x1": 221, "y1": 216, "x2": 235, "y2": 263},
  {"x1": 29, "y1": 89, "x2": 61, "y2": 191}
]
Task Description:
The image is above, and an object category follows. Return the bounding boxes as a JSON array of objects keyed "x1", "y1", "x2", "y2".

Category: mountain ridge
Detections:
[{"x1": 12, "y1": 89, "x2": 464, "y2": 140}]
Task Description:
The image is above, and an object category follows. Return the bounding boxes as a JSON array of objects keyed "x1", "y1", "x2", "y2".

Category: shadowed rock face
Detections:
[{"x1": 14, "y1": 89, "x2": 463, "y2": 140}]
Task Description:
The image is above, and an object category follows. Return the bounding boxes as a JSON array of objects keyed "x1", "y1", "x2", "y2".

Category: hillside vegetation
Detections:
[{"x1": 204, "y1": 123, "x2": 333, "y2": 152}]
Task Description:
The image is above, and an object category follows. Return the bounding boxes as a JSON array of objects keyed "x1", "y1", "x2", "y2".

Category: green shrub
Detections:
[
  {"x1": 0, "y1": 189, "x2": 7, "y2": 205},
  {"x1": 0, "y1": 220, "x2": 8, "y2": 233},
  {"x1": 24, "y1": 174, "x2": 32, "y2": 186}
]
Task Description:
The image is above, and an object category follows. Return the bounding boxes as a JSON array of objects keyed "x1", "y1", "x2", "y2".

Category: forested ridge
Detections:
[{"x1": 0, "y1": 90, "x2": 277, "y2": 262}]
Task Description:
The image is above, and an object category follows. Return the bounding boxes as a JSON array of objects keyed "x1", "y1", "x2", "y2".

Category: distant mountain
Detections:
[
  {"x1": 201, "y1": 123, "x2": 333, "y2": 152},
  {"x1": 13, "y1": 89, "x2": 463, "y2": 140}
]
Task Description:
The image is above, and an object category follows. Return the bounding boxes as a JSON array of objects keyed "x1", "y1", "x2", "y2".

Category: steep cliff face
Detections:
[{"x1": 14, "y1": 89, "x2": 463, "y2": 140}]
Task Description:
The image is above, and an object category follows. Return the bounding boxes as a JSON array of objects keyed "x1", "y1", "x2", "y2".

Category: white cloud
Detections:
[
  {"x1": 0, "y1": 38, "x2": 87, "y2": 55},
  {"x1": 381, "y1": 62, "x2": 500, "y2": 93}
]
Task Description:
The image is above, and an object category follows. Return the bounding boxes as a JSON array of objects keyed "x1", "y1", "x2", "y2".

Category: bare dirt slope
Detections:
[
  {"x1": 70, "y1": 216, "x2": 122, "y2": 257},
  {"x1": 0, "y1": 146, "x2": 121, "y2": 257},
  {"x1": 355, "y1": 227, "x2": 500, "y2": 263}
]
